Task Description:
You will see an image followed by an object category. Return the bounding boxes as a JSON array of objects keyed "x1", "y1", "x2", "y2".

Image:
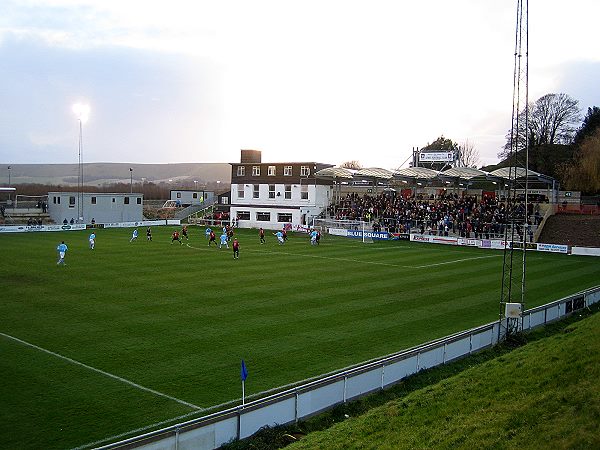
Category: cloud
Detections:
[
  {"x1": 1, "y1": 0, "x2": 600, "y2": 168},
  {"x1": 0, "y1": 35, "x2": 222, "y2": 163}
]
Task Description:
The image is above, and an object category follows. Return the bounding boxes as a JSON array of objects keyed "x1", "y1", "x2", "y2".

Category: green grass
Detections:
[
  {"x1": 0, "y1": 226, "x2": 599, "y2": 449},
  {"x1": 286, "y1": 306, "x2": 600, "y2": 450}
]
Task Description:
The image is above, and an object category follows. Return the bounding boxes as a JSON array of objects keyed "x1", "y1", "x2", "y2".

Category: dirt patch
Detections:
[{"x1": 538, "y1": 214, "x2": 600, "y2": 247}]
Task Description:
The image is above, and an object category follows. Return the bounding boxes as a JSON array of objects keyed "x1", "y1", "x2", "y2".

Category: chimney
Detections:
[{"x1": 240, "y1": 149, "x2": 262, "y2": 164}]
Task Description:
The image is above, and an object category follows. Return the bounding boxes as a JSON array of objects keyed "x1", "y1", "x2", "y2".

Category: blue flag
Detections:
[{"x1": 241, "y1": 359, "x2": 248, "y2": 381}]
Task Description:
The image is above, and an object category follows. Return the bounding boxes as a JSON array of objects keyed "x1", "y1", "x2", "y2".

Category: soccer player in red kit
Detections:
[
  {"x1": 208, "y1": 230, "x2": 217, "y2": 247},
  {"x1": 233, "y1": 238, "x2": 240, "y2": 259},
  {"x1": 171, "y1": 230, "x2": 183, "y2": 245}
]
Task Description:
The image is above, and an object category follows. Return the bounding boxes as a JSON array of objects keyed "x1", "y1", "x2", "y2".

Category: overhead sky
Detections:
[{"x1": 1, "y1": 0, "x2": 599, "y2": 170}]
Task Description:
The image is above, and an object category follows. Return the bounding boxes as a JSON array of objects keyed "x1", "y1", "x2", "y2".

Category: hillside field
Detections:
[{"x1": 1, "y1": 227, "x2": 599, "y2": 449}]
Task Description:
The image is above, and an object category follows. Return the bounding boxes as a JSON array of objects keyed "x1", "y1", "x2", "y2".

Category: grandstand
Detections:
[
  {"x1": 310, "y1": 165, "x2": 561, "y2": 244},
  {"x1": 320, "y1": 190, "x2": 541, "y2": 241}
]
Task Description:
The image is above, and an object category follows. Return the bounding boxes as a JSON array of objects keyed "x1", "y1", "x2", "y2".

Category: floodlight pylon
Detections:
[{"x1": 500, "y1": 0, "x2": 529, "y2": 336}]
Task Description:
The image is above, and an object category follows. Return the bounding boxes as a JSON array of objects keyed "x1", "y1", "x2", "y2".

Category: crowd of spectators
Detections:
[
  {"x1": 329, "y1": 191, "x2": 542, "y2": 241},
  {"x1": 197, "y1": 210, "x2": 231, "y2": 227}
]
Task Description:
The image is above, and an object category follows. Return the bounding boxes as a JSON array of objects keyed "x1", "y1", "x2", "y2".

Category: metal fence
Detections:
[{"x1": 98, "y1": 286, "x2": 600, "y2": 450}]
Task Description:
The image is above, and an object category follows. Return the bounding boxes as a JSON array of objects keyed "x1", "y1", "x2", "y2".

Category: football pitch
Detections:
[{"x1": 1, "y1": 226, "x2": 599, "y2": 449}]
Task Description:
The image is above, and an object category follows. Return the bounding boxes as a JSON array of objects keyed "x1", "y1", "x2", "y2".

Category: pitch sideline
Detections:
[{"x1": 0, "y1": 332, "x2": 203, "y2": 411}]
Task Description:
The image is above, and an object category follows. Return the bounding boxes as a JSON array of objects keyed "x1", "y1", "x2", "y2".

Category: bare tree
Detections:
[
  {"x1": 339, "y1": 160, "x2": 362, "y2": 170},
  {"x1": 499, "y1": 93, "x2": 581, "y2": 159},
  {"x1": 458, "y1": 140, "x2": 480, "y2": 168}
]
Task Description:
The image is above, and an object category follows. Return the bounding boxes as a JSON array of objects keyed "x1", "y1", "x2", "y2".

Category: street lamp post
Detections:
[
  {"x1": 130, "y1": 168, "x2": 133, "y2": 193},
  {"x1": 72, "y1": 103, "x2": 90, "y2": 223},
  {"x1": 7, "y1": 165, "x2": 12, "y2": 205}
]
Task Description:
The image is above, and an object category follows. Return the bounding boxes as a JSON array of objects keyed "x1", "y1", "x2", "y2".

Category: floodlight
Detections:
[{"x1": 72, "y1": 103, "x2": 90, "y2": 124}]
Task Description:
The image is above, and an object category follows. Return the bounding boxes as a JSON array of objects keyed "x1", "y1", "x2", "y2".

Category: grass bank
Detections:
[{"x1": 226, "y1": 304, "x2": 600, "y2": 449}]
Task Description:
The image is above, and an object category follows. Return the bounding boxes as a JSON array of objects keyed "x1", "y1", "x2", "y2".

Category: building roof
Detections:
[
  {"x1": 354, "y1": 167, "x2": 394, "y2": 179},
  {"x1": 490, "y1": 167, "x2": 555, "y2": 185},
  {"x1": 489, "y1": 166, "x2": 544, "y2": 179},
  {"x1": 441, "y1": 167, "x2": 491, "y2": 180},
  {"x1": 393, "y1": 167, "x2": 440, "y2": 180},
  {"x1": 314, "y1": 167, "x2": 355, "y2": 179}
]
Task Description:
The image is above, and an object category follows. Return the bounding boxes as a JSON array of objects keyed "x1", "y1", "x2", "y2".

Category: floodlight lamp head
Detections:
[{"x1": 72, "y1": 103, "x2": 90, "y2": 124}]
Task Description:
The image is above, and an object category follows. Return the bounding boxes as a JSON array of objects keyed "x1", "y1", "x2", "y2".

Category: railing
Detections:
[
  {"x1": 317, "y1": 217, "x2": 539, "y2": 242},
  {"x1": 176, "y1": 200, "x2": 217, "y2": 221},
  {"x1": 533, "y1": 203, "x2": 555, "y2": 242},
  {"x1": 98, "y1": 285, "x2": 600, "y2": 450}
]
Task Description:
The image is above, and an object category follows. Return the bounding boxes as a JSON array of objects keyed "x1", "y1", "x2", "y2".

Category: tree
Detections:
[
  {"x1": 339, "y1": 160, "x2": 362, "y2": 170},
  {"x1": 559, "y1": 127, "x2": 600, "y2": 194},
  {"x1": 419, "y1": 136, "x2": 459, "y2": 171},
  {"x1": 458, "y1": 139, "x2": 480, "y2": 168},
  {"x1": 422, "y1": 136, "x2": 457, "y2": 151},
  {"x1": 499, "y1": 93, "x2": 581, "y2": 159},
  {"x1": 574, "y1": 106, "x2": 600, "y2": 146}
]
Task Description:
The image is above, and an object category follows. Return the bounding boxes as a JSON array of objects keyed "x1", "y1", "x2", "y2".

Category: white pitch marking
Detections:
[
  {"x1": 410, "y1": 254, "x2": 500, "y2": 268},
  {"x1": 245, "y1": 247, "x2": 406, "y2": 267},
  {"x1": 71, "y1": 410, "x2": 202, "y2": 450},
  {"x1": 243, "y1": 247, "x2": 501, "y2": 269},
  {"x1": 0, "y1": 332, "x2": 203, "y2": 411}
]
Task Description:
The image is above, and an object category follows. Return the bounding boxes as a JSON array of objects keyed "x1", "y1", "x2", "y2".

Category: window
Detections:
[
  {"x1": 268, "y1": 166, "x2": 276, "y2": 176},
  {"x1": 53, "y1": 196, "x2": 60, "y2": 204},
  {"x1": 301, "y1": 166, "x2": 310, "y2": 177},
  {"x1": 124, "y1": 197, "x2": 130, "y2": 205},
  {"x1": 137, "y1": 197, "x2": 142, "y2": 205},
  {"x1": 284, "y1": 166, "x2": 292, "y2": 176},
  {"x1": 284, "y1": 185, "x2": 292, "y2": 199},
  {"x1": 91, "y1": 197, "x2": 97, "y2": 205},
  {"x1": 237, "y1": 166, "x2": 245, "y2": 176},
  {"x1": 268, "y1": 184, "x2": 275, "y2": 199},
  {"x1": 193, "y1": 193, "x2": 198, "y2": 199},
  {"x1": 253, "y1": 184, "x2": 260, "y2": 199},
  {"x1": 278, "y1": 213, "x2": 292, "y2": 223},
  {"x1": 112, "y1": 198, "x2": 116, "y2": 203},
  {"x1": 237, "y1": 211, "x2": 250, "y2": 220},
  {"x1": 256, "y1": 212, "x2": 271, "y2": 221},
  {"x1": 176, "y1": 192, "x2": 181, "y2": 198},
  {"x1": 301, "y1": 185, "x2": 308, "y2": 200},
  {"x1": 237, "y1": 184, "x2": 245, "y2": 199},
  {"x1": 252, "y1": 166, "x2": 260, "y2": 176},
  {"x1": 69, "y1": 196, "x2": 75, "y2": 207},
  {"x1": 221, "y1": 197, "x2": 228, "y2": 205}
]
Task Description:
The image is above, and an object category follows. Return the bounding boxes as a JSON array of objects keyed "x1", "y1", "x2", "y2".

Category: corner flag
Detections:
[
  {"x1": 241, "y1": 359, "x2": 248, "y2": 381},
  {"x1": 241, "y1": 359, "x2": 248, "y2": 406}
]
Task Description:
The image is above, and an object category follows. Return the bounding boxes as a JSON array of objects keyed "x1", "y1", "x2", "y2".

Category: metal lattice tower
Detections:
[{"x1": 500, "y1": 0, "x2": 529, "y2": 333}]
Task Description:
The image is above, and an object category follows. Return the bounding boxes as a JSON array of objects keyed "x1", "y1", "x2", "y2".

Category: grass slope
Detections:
[
  {"x1": 0, "y1": 227, "x2": 599, "y2": 449},
  {"x1": 289, "y1": 309, "x2": 600, "y2": 450}
]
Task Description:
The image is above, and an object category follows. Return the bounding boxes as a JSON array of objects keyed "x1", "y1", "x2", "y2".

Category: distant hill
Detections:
[{"x1": 1, "y1": 163, "x2": 231, "y2": 187}]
